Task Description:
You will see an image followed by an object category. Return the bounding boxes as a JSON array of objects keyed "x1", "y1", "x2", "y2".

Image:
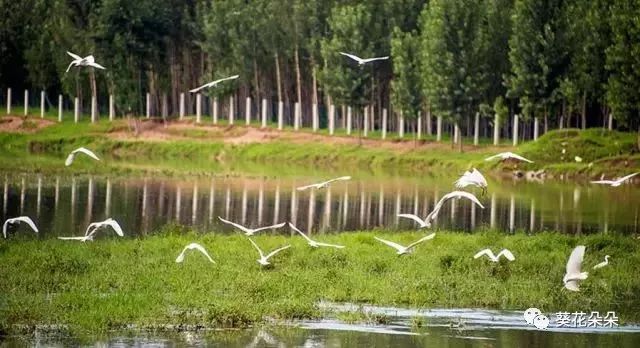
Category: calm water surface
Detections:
[{"x1": 2, "y1": 171, "x2": 640, "y2": 237}]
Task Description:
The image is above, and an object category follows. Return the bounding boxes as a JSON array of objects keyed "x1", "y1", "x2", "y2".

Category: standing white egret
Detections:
[
  {"x1": 592, "y1": 255, "x2": 610, "y2": 270},
  {"x1": 218, "y1": 217, "x2": 286, "y2": 236},
  {"x1": 473, "y1": 248, "x2": 515, "y2": 262},
  {"x1": 484, "y1": 152, "x2": 534, "y2": 163},
  {"x1": 189, "y1": 75, "x2": 240, "y2": 93},
  {"x1": 65, "y1": 52, "x2": 106, "y2": 72},
  {"x1": 247, "y1": 238, "x2": 291, "y2": 266},
  {"x1": 374, "y1": 233, "x2": 436, "y2": 256},
  {"x1": 3, "y1": 216, "x2": 38, "y2": 238},
  {"x1": 454, "y1": 169, "x2": 488, "y2": 194},
  {"x1": 58, "y1": 218, "x2": 124, "y2": 242},
  {"x1": 339, "y1": 52, "x2": 389, "y2": 65},
  {"x1": 175, "y1": 242, "x2": 215, "y2": 263},
  {"x1": 563, "y1": 245, "x2": 589, "y2": 292},
  {"x1": 289, "y1": 223, "x2": 345, "y2": 249},
  {"x1": 296, "y1": 176, "x2": 351, "y2": 191},
  {"x1": 65, "y1": 147, "x2": 100, "y2": 166},
  {"x1": 590, "y1": 172, "x2": 639, "y2": 187}
]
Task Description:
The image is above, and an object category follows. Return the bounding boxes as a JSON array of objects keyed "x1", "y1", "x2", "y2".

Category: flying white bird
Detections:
[
  {"x1": 592, "y1": 255, "x2": 610, "y2": 270},
  {"x1": 563, "y1": 245, "x2": 589, "y2": 292},
  {"x1": 175, "y1": 242, "x2": 215, "y2": 263},
  {"x1": 454, "y1": 168, "x2": 488, "y2": 194},
  {"x1": 289, "y1": 223, "x2": 345, "y2": 249},
  {"x1": 374, "y1": 233, "x2": 436, "y2": 256},
  {"x1": 65, "y1": 147, "x2": 100, "y2": 166},
  {"x1": 428, "y1": 191, "x2": 485, "y2": 225},
  {"x1": 189, "y1": 75, "x2": 240, "y2": 93},
  {"x1": 339, "y1": 52, "x2": 389, "y2": 65},
  {"x1": 3, "y1": 216, "x2": 38, "y2": 238},
  {"x1": 247, "y1": 238, "x2": 291, "y2": 266},
  {"x1": 398, "y1": 191, "x2": 484, "y2": 228},
  {"x1": 590, "y1": 172, "x2": 639, "y2": 187},
  {"x1": 473, "y1": 248, "x2": 515, "y2": 262},
  {"x1": 218, "y1": 217, "x2": 286, "y2": 236},
  {"x1": 65, "y1": 51, "x2": 106, "y2": 72},
  {"x1": 296, "y1": 176, "x2": 351, "y2": 191},
  {"x1": 484, "y1": 152, "x2": 534, "y2": 163},
  {"x1": 58, "y1": 218, "x2": 124, "y2": 242}
]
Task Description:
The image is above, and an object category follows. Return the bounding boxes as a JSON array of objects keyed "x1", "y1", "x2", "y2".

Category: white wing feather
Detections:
[
  {"x1": 249, "y1": 222, "x2": 286, "y2": 234},
  {"x1": 264, "y1": 244, "x2": 291, "y2": 260},
  {"x1": 218, "y1": 217, "x2": 252, "y2": 234},
  {"x1": 374, "y1": 236, "x2": 405, "y2": 252},
  {"x1": 473, "y1": 249, "x2": 495, "y2": 259},
  {"x1": 406, "y1": 233, "x2": 436, "y2": 249},
  {"x1": 497, "y1": 249, "x2": 516, "y2": 261},
  {"x1": 176, "y1": 243, "x2": 215, "y2": 263},
  {"x1": 289, "y1": 223, "x2": 313, "y2": 243},
  {"x1": 248, "y1": 238, "x2": 265, "y2": 259},
  {"x1": 397, "y1": 214, "x2": 428, "y2": 227}
]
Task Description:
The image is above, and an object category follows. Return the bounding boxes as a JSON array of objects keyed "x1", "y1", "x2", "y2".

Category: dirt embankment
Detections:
[{"x1": 0, "y1": 116, "x2": 55, "y2": 132}]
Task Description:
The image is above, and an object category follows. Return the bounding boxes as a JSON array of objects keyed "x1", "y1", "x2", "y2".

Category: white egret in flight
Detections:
[
  {"x1": 218, "y1": 217, "x2": 286, "y2": 236},
  {"x1": 66, "y1": 51, "x2": 106, "y2": 72},
  {"x1": 58, "y1": 218, "x2": 123, "y2": 242},
  {"x1": 296, "y1": 176, "x2": 351, "y2": 191},
  {"x1": 289, "y1": 223, "x2": 345, "y2": 249},
  {"x1": 563, "y1": 245, "x2": 589, "y2": 292},
  {"x1": 189, "y1": 75, "x2": 240, "y2": 93},
  {"x1": 175, "y1": 242, "x2": 215, "y2": 263},
  {"x1": 339, "y1": 52, "x2": 389, "y2": 65},
  {"x1": 374, "y1": 233, "x2": 436, "y2": 256},
  {"x1": 3, "y1": 216, "x2": 38, "y2": 238},
  {"x1": 454, "y1": 169, "x2": 488, "y2": 194},
  {"x1": 484, "y1": 152, "x2": 533, "y2": 163},
  {"x1": 473, "y1": 248, "x2": 515, "y2": 262},
  {"x1": 591, "y1": 172, "x2": 639, "y2": 187},
  {"x1": 247, "y1": 238, "x2": 291, "y2": 266},
  {"x1": 65, "y1": 147, "x2": 100, "y2": 166}
]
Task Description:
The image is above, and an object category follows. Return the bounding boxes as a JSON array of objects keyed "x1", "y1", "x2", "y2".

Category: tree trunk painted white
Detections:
[
  {"x1": 179, "y1": 93, "x2": 185, "y2": 120},
  {"x1": 109, "y1": 94, "x2": 114, "y2": 121},
  {"x1": 91, "y1": 95, "x2": 97, "y2": 123},
  {"x1": 261, "y1": 98, "x2": 267, "y2": 128},
  {"x1": 229, "y1": 95, "x2": 234, "y2": 125},
  {"x1": 512, "y1": 114, "x2": 519, "y2": 146},
  {"x1": 277, "y1": 101, "x2": 283, "y2": 130},
  {"x1": 294, "y1": 102, "x2": 301, "y2": 130},
  {"x1": 196, "y1": 93, "x2": 202, "y2": 123},
  {"x1": 58, "y1": 95, "x2": 63, "y2": 122},
  {"x1": 6, "y1": 88, "x2": 11, "y2": 114},
  {"x1": 436, "y1": 116, "x2": 442, "y2": 141},
  {"x1": 382, "y1": 108, "x2": 388, "y2": 139},
  {"x1": 146, "y1": 93, "x2": 151, "y2": 119},
  {"x1": 213, "y1": 98, "x2": 218, "y2": 124},
  {"x1": 24, "y1": 90, "x2": 28, "y2": 116},
  {"x1": 608, "y1": 113, "x2": 613, "y2": 131},
  {"x1": 245, "y1": 97, "x2": 251, "y2": 125},
  {"x1": 312, "y1": 103, "x2": 318, "y2": 132},
  {"x1": 473, "y1": 112, "x2": 479, "y2": 146},
  {"x1": 533, "y1": 116, "x2": 539, "y2": 140},
  {"x1": 363, "y1": 106, "x2": 369, "y2": 137},
  {"x1": 399, "y1": 111, "x2": 404, "y2": 138},
  {"x1": 347, "y1": 106, "x2": 352, "y2": 135},
  {"x1": 74, "y1": 97, "x2": 79, "y2": 123},
  {"x1": 493, "y1": 113, "x2": 500, "y2": 145},
  {"x1": 417, "y1": 112, "x2": 422, "y2": 139},
  {"x1": 162, "y1": 93, "x2": 168, "y2": 120},
  {"x1": 40, "y1": 91, "x2": 45, "y2": 118},
  {"x1": 453, "y1": 123, "x2": 460, "y2": 144},
  {"x1": 329, "y1": 104, "x2": 335, "y2": 135}
]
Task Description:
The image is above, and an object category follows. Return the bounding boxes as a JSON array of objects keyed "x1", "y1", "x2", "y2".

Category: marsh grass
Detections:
[{"x1": 1, "y1": 229, "x2": 639, "y2": 335}]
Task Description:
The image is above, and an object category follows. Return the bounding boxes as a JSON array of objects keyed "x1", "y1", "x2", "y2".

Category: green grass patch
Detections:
[{"x1": 0, "y1": 229, "x2": 639, "y2": 336}]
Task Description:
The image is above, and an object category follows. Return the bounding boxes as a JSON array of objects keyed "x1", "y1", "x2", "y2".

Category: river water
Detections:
[{"x1": 1, "y1": 171, "x2": 639, "y2": 237}]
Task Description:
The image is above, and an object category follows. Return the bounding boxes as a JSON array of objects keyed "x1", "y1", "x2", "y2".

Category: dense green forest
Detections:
[{"x1": 1, "y1": 0, "x2": 639, "y2": 138}]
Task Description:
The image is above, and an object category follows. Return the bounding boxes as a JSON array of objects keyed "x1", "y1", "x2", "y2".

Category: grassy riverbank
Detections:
[
  {"x1": 0, "y1": 115, "x2": 638, "y2": 177},
  {"x1": 1, "y1": 229, "x2": 639, "y2": 335}
]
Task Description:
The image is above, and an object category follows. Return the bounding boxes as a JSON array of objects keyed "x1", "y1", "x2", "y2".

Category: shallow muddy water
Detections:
[{"x1": 1, "y1": 171, "x2": 640, "y2": 237}]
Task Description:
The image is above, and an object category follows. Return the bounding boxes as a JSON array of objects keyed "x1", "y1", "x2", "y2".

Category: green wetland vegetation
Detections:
[{"x1": 1, "y1": 229, "x2": 639, "y2": 335}]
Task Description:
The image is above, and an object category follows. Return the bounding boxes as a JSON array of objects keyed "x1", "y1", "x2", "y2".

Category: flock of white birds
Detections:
[
  {"x1": 3, "y1": 51, "x2": 635, "y2": 292},
  {"x1": 2, "y1": 144, "x2": 625, "y2": 293}
]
